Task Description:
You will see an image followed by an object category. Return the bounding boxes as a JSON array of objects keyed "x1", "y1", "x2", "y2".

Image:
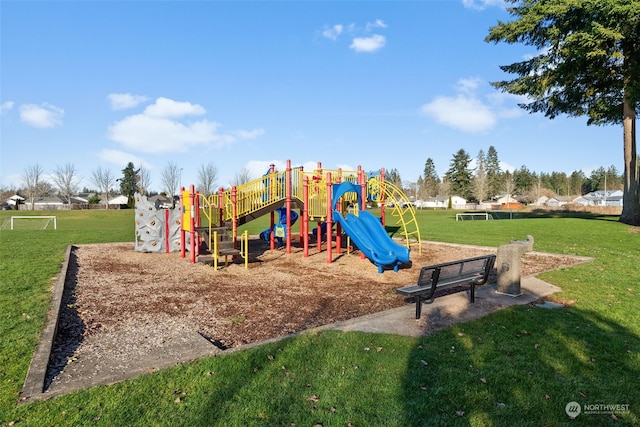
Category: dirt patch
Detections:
[{"x1": 47, "y1": 239, "x2": 579, "y2": 389}]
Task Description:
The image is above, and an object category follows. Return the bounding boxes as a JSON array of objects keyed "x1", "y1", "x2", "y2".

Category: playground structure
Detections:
[{"x1": 180, "y1": 160, "x2": 421, "y2": 273}]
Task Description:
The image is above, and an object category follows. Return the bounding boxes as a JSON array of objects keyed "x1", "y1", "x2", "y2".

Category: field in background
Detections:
[{"x1": 1, "y1": 208, "x2": 639, "y2": 426}]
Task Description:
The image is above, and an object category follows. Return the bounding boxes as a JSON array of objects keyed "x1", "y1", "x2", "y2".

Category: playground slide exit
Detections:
[{"x1": 332, "y1": 209, "x2": 410, "y2": 273}]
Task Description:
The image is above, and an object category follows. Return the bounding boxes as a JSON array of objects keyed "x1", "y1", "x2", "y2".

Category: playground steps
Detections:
[{"x1": 195, "y1": 225, "x2": 241, "y2": 261}]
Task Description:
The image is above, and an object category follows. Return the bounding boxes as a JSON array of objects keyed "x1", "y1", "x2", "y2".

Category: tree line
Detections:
[
  {"x1": 2, "y1": 149, "x2": 627, "y2": 210},
  {"x1": 385, "y1": 145, "x2": 624, "y2": 204},
  {"x1": 2, "y1": 161, "x2": 222, "y2": 210}
]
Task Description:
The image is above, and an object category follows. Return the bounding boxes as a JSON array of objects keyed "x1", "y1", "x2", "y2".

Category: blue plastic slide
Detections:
[
  {"x1": 260, "y1": 206, "x2": 299, "y2": 244},
  {"x1": 332, "y1": 209, "x2": 410, "y2": 273},
  {"x1": 330, "y1": 181, "x2": 409, "y2": 273}
]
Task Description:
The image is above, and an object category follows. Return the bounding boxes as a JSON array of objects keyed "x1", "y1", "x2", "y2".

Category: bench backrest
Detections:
[{"x1": 417, "y1": 254, "x2": 496, "y2": 288}]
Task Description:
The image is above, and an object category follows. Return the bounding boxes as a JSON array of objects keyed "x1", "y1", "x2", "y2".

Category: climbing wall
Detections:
[{"x1": 134, "y1": 193, "x2": 182, "y2": 252}]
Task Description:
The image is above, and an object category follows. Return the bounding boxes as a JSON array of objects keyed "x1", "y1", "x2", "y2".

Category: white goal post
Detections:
[
  {"x1": 10, "y1": 216, "x2": 57, "y2": 230},
  {"x1": 455, "y1": 212, "x2": 492, "y2": 221}
]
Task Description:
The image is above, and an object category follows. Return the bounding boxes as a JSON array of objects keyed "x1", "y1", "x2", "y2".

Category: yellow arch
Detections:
[{"x1": 368, "y1": 177, "x2": 422, "y2": 254}]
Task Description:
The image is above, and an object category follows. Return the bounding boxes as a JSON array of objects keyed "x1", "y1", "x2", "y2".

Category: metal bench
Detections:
[{"x1": 396, "y1": 254, "x2": 496, "y2": 319}]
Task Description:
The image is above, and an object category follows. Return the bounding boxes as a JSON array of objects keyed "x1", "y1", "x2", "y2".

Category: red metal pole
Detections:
[
  {"x1": 218, "y1": 187, "x2": 224, "y2": 227},
  {"x1": 269, "y1": 164, "x2": 275, "y2": 250},
  {"x1": 326, "y1": 172, "x2": 332, "y2": 264},
  {"x1": 189, "y1": 184, "x2": 195, "y2": 264},
  {"x1": 180, "y1": 186, "x2": 186, "y2": 259},
  {"x1": 303, "y1": 175, "x2": 309, "y2": 257},
  {"x1": 195, "y1": 191, "x2": 201, "y2": 257}
]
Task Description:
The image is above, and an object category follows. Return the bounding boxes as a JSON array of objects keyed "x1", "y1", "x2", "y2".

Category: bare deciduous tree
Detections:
[
  {"x1": 231, "y1": 168, "x2": 252, "y2": 187},
  {"x1": 91, "y1": 166, "x2": 115, "y2": 209},
  {"x1": 472, "y1": 169, "x2": 488, "y2": 204},
  {"x1": 52, "y1": 163, "x2": 80, "y2": 209},
  {"x1": 137, "y1": 166, "x2": 151, "y2": 196},
  {"x1": 502, "y1": 171, "x2": 515, "y2": 201},
  {"x1": 197, "y1": 162, "x2": 218, "y2": 197},
  {"x1": 160, "y1": 161, "x2": 180, "y2": 201},
  {"x1": 21, "y1": 163, "x2": 45, "y2": 210}
]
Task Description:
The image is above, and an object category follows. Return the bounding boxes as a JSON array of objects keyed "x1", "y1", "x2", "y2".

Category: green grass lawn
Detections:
[{"x1": 1, "y1": 208, "x2": 639, "y2": 426}]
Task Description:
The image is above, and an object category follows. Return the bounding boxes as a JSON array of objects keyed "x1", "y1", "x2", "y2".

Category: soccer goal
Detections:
[
  {"x1": 455, "y1": 212, "x2": 493, "y2": 221},
  {"x1": 10, "y1": 216, "x2": 57, "y2": 230}
]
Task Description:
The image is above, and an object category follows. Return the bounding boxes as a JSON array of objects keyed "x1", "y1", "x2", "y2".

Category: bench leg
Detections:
[
  {"x1": 470, "y1": 284, "x2": 475, "y2": 303},
  {"x1": 415, "y1": 296, "x2": 422, "y2": 319}
]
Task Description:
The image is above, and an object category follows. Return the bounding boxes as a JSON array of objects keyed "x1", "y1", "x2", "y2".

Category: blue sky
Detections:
[{"x1": 0, "y1": 0, "x2": 625, "y2": 194}]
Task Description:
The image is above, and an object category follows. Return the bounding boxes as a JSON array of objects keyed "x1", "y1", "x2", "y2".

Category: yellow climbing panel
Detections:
[{"x1": 367, "y1": 176, "x2": 422, "y2": 254}]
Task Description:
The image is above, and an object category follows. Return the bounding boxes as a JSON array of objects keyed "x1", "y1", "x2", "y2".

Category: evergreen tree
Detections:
[
  {"x1": 386, "y1": 168, "x2": 403, "y2": 188},
  {"x1": 421, "y1": 158, "x2": 440, "y2": 198},
  {"x1": 471, "y1": 149, "x2": 488, "y2": 202},
  {"x1": 486, "y1": 0, "x2": 639, "y2": 225},
  {"x1": 120, "y1": 162, "x2": 139, "y2": 208},
  {"x1": 569, "y1": 170, "x2": 587, "y2": 196},
  {"x1": 445, "y1": 149, "x2": 473, "y2": 200},
  {"x1": 485, "y1": 146, "x2": 502, "y2": 198},
  {"x1": 513, "y1": 165, "x2": 535, "y2": 195}
]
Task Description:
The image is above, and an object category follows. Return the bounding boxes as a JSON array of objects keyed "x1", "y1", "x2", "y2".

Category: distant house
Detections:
[
  {"x1": 108, "y1": 195, "x2": 129, "y2": 206},
  {"x1": 30, "y1": 196, "x2": 65, "y2": 210},
  {"x1": 490, "y1": 194, "x2": 523, "y2": 210},
  {"x1": 544, "y1": 196, "x2": 575, "y2": 207},
  {"x1": 532, "y1": 195, "x2": 549, "y2": 207},
  {"x1": 421, "y1": 195, "x2": 467, "y2": 209},
  {"x1": 7, "y1": 194, "x2": 25, "y2": 207},
  {"x1": 582, "y1": 190, "x2": 624, "y2": 207}
]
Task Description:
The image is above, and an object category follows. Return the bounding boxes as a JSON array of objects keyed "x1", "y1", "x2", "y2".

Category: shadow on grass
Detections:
[
  {"x1": 45, "y1": 250, "x2": 86, "y2": 391},
  {"x1": 400, "y1": 304, "x2": 640, "y2": 425},
  {"x1": 488, "y1": 210, "x2": 620, "y2": 222},
  {"x1": 26, "y1": 305, "x2": 639, "y2": 425}
]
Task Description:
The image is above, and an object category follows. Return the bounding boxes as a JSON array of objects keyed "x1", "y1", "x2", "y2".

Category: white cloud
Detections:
[
  {"x1": 108, "y1": 96, "x2": 261, "y2": 154},
  {"x1": 462, "y1": 0, "x2": 507, "y2": 11},
  {"x1": 366, "y1": 19, "x2": 387, "y2": 31},
  {"x1": 322, "y1": 19, "x2": 388, "y2": 53},
  {"x1": 322, "y1": 24, "x2": 343, "y2": 41},
  {"x1": 420, "y1": 95, "x2": 496, "y2": 133},
  {"x1": 231, "y1": 129, "x2": 265, "y2": 139},
  {"x1": 108, "y1": 114, "x2": 222, "y2": 153},
  {"x1": 19, "y1": 103, "x2": 64, "y2": 128},
  {"x1": 458, "y1": 77, "x2": 481, "y2": 95},
  {"x1": 419, "y1": 77, "x2": 528, "y2": 132},
  {"x1": 487, "y1": 91, "x2": 526, "y2": 119},
  {"x1": 499, "y1": 161, "x2": 516, "y2": 173},
  {"x1": 350, "y1": 34, "x2": 386, "y2": 53},
  {"x1": 336, "y1": 163, "x2": 356, "y2": 173},
  {"x1": 244, "y1": 160, "x2": 287, "y2": 180},
  {"x1": 98, "y1": 149, "x2": 153, "y2": 169},
  {"x1": 143, "y1": 97, "x2": 205, "y2": 118},
  {"x1": 1, "y1": 101, "x2": 14, "y2": 114},
  {"x1": 107, "y1": 93, "x2": 149, "y2": 110}
]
